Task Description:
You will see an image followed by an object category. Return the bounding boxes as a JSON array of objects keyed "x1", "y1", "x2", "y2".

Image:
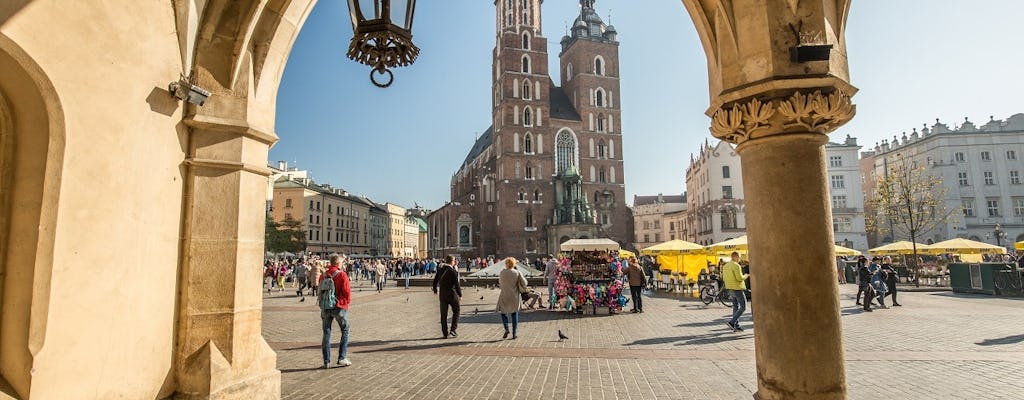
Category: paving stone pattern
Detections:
[{"x1": 264, "y1": 278, "x2": 1024, "y2": 399}]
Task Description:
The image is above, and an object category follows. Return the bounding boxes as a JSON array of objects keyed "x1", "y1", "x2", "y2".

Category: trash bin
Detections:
[{"x1": 949, "y1": 263, "x2": 1015, "y2": 295}]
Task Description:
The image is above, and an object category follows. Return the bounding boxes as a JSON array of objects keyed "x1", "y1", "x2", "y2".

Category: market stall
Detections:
[
  {"x1": 641, "y1": 239, "x2": 709, "y2": 292},
  {"x1": 557, "y1": 239, "x2": 628, "y2": 314}
]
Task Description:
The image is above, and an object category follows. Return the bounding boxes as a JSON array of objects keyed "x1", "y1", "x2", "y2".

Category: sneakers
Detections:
[
  {"x1": 322, "y1": 362, "x2": 331, "y2": 369},
  {"x1": 336, "y1": 358, "x2": 352, "y2": 367},
  {"x1": 503, "y1": 331, "x2": 510, "y2": 339},
  {"x1": 450, "y1": 331, "x2": 458, "y2": 338}
]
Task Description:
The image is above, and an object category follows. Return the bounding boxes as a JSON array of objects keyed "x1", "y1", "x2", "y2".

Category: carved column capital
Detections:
[{"x1": 710, "y1": 89, "x2": 855, "y2": 145}]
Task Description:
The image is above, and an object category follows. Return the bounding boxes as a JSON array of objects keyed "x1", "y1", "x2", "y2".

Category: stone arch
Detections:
[{"x1": 0, "y1": 33, "x2": 67, "y2": 399}]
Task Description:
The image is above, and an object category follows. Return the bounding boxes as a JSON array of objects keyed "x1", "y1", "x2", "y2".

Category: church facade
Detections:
[{"x1": 427, "y1": 0, "x2": 633, "y2": 259}]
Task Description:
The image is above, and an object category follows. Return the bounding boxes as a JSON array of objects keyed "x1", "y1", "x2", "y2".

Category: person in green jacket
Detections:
[{"x1": 723, "y1": 251, "x2": 749, "y2": 332}]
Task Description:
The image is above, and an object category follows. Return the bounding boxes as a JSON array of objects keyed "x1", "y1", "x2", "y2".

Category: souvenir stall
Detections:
[{"x1": 557, "y1": 239, "x2": 628, "y2": 314}]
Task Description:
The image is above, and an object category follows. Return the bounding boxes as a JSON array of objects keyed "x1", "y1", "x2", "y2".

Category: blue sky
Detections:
[{"x1": 273, "y1": 0, "x2": 1024, "y2": 210}]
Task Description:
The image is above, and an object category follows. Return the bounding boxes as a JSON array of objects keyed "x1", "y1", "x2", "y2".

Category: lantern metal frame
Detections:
[{"x1": 346, "y1": 0, "x2": 419, "y2": 88}]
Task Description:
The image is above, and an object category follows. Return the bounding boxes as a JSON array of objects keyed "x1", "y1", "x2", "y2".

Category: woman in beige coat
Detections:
[{"x1": 497, "y1": 257, "x2": 529, "y2": 339}]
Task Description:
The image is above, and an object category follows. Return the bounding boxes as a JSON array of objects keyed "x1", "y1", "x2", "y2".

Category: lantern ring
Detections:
[{"x1": 370, "y1": 67, "x2": 394, "y2": 88}]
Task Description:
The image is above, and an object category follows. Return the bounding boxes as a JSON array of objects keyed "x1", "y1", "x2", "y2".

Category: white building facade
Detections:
[
  {"x1": 632, "y1": 193, "x2": 686, "y2": 249},
  {"x1": 868, "y1": 114, "x2": 1024, "y2": 247},
  {"x1": 826, "y1": 136, "x2": 868, "y2": 251}
]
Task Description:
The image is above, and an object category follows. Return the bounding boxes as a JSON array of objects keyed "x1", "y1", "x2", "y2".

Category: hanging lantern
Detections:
[{"x1": 346, "y1": 0, "x2": 419, "y2": 88}]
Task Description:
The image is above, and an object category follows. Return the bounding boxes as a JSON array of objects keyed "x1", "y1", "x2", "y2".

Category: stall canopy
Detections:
[
  {"x1": 469, "y1": 260, "x2": 543, "y2": 277},
  {"x1": 834, "y1": 245, "x2": 862, "y2": 257},
  {"x1": 868, "y1": 241, "x2": 929, "y2": 256},
  {"x1": 1016, "y1": 241, "x2": 1024, "y2": 251},
  {"x1": 922, "y1": 238, "x2": 1007, "y2": 255},
  {"x1": 641, "y1": 239, "x2": 705, "y2": 255},
  {"x1": 706, "y1": 235, "x2": 748, "y2": 254},
  {"x1": 560, "y1": 238, "x2": 620, "y2": 252},
  {"x1": 618, "y1": 249, "x2": 637, "y2": 260}
]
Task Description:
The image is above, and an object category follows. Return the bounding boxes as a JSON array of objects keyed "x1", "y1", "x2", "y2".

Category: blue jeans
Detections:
[
  {"x1": 500, "y1": 312, "x2": 519, "y2": 336},
  {"x1": 547, "y1": 279, "x2": 557, "y2": 308},
  {"x1": 321, "y1": 308, "x2": 349, "y2": 363},
  {"x1": 404, "y1": 271, "x2": 410, "y2": 288},
  {"x1": 729, "y1": 289, "x2": 746, "y2": 327}
]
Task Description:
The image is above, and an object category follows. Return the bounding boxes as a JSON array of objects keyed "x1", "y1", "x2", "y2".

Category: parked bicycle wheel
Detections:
[
  {"x1": 718, "y1": 290, "x2": 734, "y2": 307},
  {"x1": 699, "y1": 286, "x2": 715, "y2": 305}
]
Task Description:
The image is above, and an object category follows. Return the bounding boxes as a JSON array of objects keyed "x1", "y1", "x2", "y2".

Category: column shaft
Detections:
[{"x1": 738, "y1": 133, "x2": 847, "y2": 400}]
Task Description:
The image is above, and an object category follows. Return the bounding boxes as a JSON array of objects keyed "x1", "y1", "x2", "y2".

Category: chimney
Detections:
[{"x1": 277, "y1": 161, "x2": 286, "y2": 170}]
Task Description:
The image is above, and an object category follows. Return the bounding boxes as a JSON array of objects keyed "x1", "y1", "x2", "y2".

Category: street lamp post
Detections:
[{"x1": 989, "y1": 223, "x2": 1007, "y2": 247}]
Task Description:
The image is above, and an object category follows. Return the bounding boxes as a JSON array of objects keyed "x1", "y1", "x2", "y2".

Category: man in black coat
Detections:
[{"x1": 432, "y1": 255, "x2": 463, "y2": 339}]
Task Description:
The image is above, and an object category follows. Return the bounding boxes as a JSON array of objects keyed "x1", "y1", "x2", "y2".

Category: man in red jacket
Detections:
[{"x1": 319, "y1": 255, "x2": 352, "y2": 368}]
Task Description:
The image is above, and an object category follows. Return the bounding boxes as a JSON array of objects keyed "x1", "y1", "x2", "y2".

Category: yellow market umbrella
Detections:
[
  {"x1": 641, "y1": 239, "x2": 705, "y2": 255},
  {"x1": 706, "y1": 235, "x2": 748, "y2": 254},
  {"x1": 922, "y1": 238, "x2": 1007, "y2": 255},
  {"x1": 1015, "y1": 241, "x2": 1024, "y2": 251},
  {"x1": 868, "y1": 241, "x2": 929, "y2": 256},
  {"x1": 617, "y1": 249, "x2": 637, "y2": 260},
  {"x1": 834, "y1": 245, "x2": 862, "y2": 257}
]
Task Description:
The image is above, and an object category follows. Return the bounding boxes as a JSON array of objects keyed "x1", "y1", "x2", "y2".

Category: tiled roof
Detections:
[
  {"x1": 462, "y1": 125, "x2": 494, "y2": 167},
  {"x1": 549, "y1": 86, "x2": 582, "y2": 121},
  {"x1": 633, "y1": 194, "x2": 686, "y2": 206}
]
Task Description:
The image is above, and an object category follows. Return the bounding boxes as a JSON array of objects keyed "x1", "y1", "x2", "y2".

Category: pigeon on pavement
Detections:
[{"x1": 558, "y1": 330, "x2": 569, "y2": 341}]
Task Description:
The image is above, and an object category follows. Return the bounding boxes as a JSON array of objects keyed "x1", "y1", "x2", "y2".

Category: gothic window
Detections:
[
  {"x1": 599, "y1": 168, "x2": 607, "y2": 183},
  {"x1": 594, "y1": 56, "x2": 605, "y2": 75},
  {"x1": 533, "y1": 189, "x2": 540, "y2": 201},
  {"x1": 555, "y1": 129, "x2": 578, "y2": 174},
  {"x1": 522, "y1": 55, "x2": 531, "y2": 73},
  {"x1": 722, "y1": 166, "x2": 731, "y2": 178},
  {"x1": 518, "y1": 190, "x2": 526, "y2": 201},
  {"x1": 522, "y1": 80, "x2": 532, "y2": 100},
  {"x1": 459, "y1": 225, "x2": 471, "y2": 246},
  {"x1": 596, "y1": 114, "x2": 605, "y2": 132},
  {"x1": 522, "y1": 33, "x2": 530, "y2": 50},
  {"x1": 524, "y1": 133, "x2": 533, "y2": 153},
  {"x1": 597, "y1": 140, "x2": 606, "y2": 159},
  {"x1": 526, "y1": 210, "x2": 534, "y2": 227},
  {"x1": 525, "y1": 164, "x2": 534, "y2": 179},
  {"x1": 566, "y1": 63, "x2": 573, "y2": 78},
  {"x1": 523, "y1": 107, "x2": 533, "y2": 126},
  {"x1": 596, "y1": 89, "x2": 605, "y2": 107}
]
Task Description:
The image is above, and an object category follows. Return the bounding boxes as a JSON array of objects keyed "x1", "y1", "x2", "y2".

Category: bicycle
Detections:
[
  {"x1": 698, "y1": 275, "x2": 733, "y2": 307},
  {"x1": 993, "y1": 265, "x2": 1023, "y2": 295}
]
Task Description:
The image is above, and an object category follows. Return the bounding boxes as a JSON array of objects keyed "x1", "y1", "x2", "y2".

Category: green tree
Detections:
[
  {"x1": 865, "y1": 153, "x2": 952, "y2": 285},
  {"x1": 265, "y1": 215, "x2": 306, "y2": 254}
]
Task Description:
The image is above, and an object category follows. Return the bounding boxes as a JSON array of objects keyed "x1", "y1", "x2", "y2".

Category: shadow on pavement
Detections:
[
  {"x1": 454, "y1": 310, "x2": 611, "y2": 324},
  {"x1": 354, "y1": 340, "x2": 478, "y2": 354},
  {"x1": 976, "y1": 334, "x2": 1024, "y2": 346}
]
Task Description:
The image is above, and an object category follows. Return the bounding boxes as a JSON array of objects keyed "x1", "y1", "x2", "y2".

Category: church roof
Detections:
[
  {"x1": 549, "y1": 86, "x2": 581, "y2": 121},
  {"x1": 462, "y1": 125, "x2": 494, "y2": 167},
  {"x1": 634, "y1": 194, "x2": 686, "y2": 206}
]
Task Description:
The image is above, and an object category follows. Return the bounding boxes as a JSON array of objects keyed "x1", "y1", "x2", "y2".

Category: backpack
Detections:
[{"x1": 318, "y1": 271, "x2": 340, "y2": 310}]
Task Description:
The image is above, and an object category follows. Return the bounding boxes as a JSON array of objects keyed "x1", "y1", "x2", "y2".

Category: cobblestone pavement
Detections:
[{"x1": 263, "y1": 278, "x2": 1024, "y2": 399}]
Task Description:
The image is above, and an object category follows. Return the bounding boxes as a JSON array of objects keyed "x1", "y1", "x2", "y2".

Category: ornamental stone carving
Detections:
[{"x1": 710, "y1": 89, "x2": 856, "y2": 145}]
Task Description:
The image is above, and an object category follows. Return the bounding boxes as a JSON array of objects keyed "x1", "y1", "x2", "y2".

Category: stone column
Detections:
[
  {"x1": 711, "y1": 90, "x2": 855, "y2": 399},
  {"x1": 175, "y1": 114, "x2": 280, "y2": 400}
]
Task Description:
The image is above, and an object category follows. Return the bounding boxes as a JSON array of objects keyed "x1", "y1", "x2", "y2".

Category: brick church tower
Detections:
[{"x1": 428, "y1": 0, "x2": 633, "y2": 259}]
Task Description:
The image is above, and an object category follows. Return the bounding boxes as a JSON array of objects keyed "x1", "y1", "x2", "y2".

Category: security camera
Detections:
[{"x1": 169, "y1": 79, "x2": 211, "y2": 106}]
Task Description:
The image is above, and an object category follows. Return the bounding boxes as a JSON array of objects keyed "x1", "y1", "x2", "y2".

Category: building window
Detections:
[
  {"x1": 521, "y1": 55, "x2": 531, "y2": 73},
  {"x1": 721, "y1": 208, "x2": 738, "y2": 229},
  {"x1": 833, "y1": 217, "x2": 852, "y2": 233},
  {"x1": 984, "y1": 171, "x2": 994, "y2": 185},
  {"x1": 1007, "y1": 150, "x2": 1017, "y2": 160},
  {"x1": 518, "y1": 191, "x2": 526, "y2": 201},
  {"x1": 1014, "y1": 198, "x2": 1024, "y2": 217},
  {"x1": 1011, "y1": 171, "x2": 1020, "y2": 185},
  {"x1": 958, "y1": 172, "x2": 969, "y2": 186},
  {"x1": 309, "y1": 200, "x2": 314, "y2": 209},
  {"x1": 654, "y1": 220, "x2": 661, "y2": 229},
  {"x1": 284, "y1": 213, "x2": 292, "y2": 220},
  {"x1": 522, "y1": 32, "x2": 530, "y2": 49},
  {"x1": 654, "y1": 233, "x2": 660, "y2": 242},
  {"x1": 596, "y1": 115, "x2": 605, "y2": 132},
  {"x1": 830, "y1": 175, "x2": 845, "y2": 189},
  {"x1": 955, "y1": 152, "x2": 965, "y2": 162},
  {"x1": 522, "y1": 80, "x2": 532, "y2": 100},
  {"x1": 555, "y1": 130, "x2": 578, "y2": 174},
  {"x1": 308, "y1": 230, "x2": 313, "y2": 240},
  {"x1": 599, "y1": 168, "x2": 607, "y2": 183},
  {"x1": 328, "y1": 204, "x2": 332, "y2": 213},
  {"x1": 285, "y1": 198, "x2": 292, "y2": 208},
  {"x1": 832, "y1": 195, "x2": 847, "y2": 209},
  {"x1": 309, "y1": 215, "x2": 313, "y2": 223},
  {"x1": 829, "y1": 156, "x2": 842, "y2": 167},
  {"x1": 317, "y1": 201, "x2": 321, "y2": 210},
  {"x1": 722, "y1": 186, "x2": 733, "y2": 199},
  {"x1": 596, "y1": 89, "x2": 605, "y2": 107},
  {"x1": 533, "y1": 190, "x2": 540, "y2": 201},
  {"x1": 722, "y1": 166, "x2": 730, "y2": 178},
  {"x1": 643, "y1": 221, "x2": 650, "y2": 230},
  {"x1": 597, "y1": 141, "x2": 606, "y2": 158},
  {"x1": 526, "y1": 210, "x2": 534, "y2": 227},
  {"x1": 525, "y1": 164, "x2": 534, "y2": 179},
  {"x1": 524, "y1": 133, "x2": 533, "y2": 153},
  {"x1": 523, "y1": 107, "x2": 533, "y2": 126},
  {"x1": 981, "y1": 151, "x2": 991, "y2": 161},
  {"x1": 987, "y1": 199, "x2": 1000, "y2": 217},
  {"x1": 644, "y1": 234, "x2": 650, "y2": 243},
  {"x1": 594, "y1": 56, "x2": 604, "y2": 75}
]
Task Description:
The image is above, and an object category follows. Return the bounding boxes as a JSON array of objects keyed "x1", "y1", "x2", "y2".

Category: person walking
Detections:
[
  {"x1": 432, "y1": 255, "x2": 462, "y2": 339},
  {"x1": 836, "y1": 257, "x2": 847, "y2": 284},
  {"x1": 869, "y1": 258, "x2": 888, "y2": 309},
  {"x1": 402, "y1": 259, "x2": 411, "y2": 289},
  {"x1": 374, "y1": 260, "x2": 386, "y2": 293},
  {"x1": 855, "y1": 257, "x2": 872, "y2": 306},
  {"x1": 625, "y1": 257, "x2": 647, "y2": 313},
  {"x1": 545, "y1": 256, "x2": 559, "y2": 309},
  {"x1": 880, "y1": 256, "x2": 901, "y2": 306},
  {"x1": 317, "y1": 255, "x2": 352, "y2": 368},
  {"x1": 722, "y1": 252, "x2": 748, "y2": 332},
  {"x1": 497, "y1": 257, "x2": 528, "y2": 339}
]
